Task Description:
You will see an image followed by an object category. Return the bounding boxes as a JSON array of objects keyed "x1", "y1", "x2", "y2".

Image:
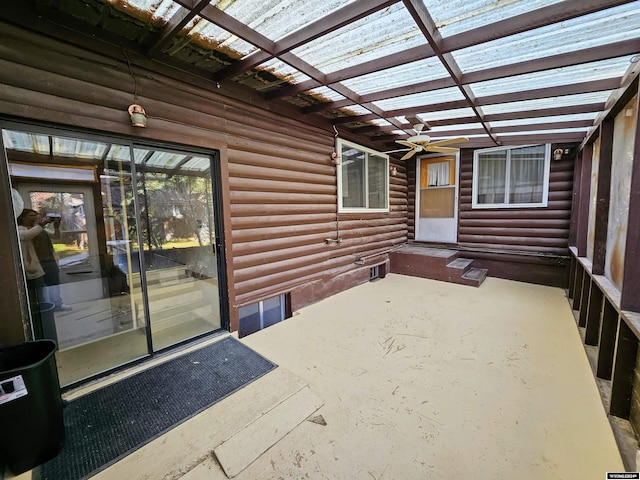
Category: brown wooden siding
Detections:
[
  {"x1": 0, "y1": 23, "x2": 408, "y2": 332},
  {"x1": 457, "y1": 148, "x2": 574, "y2": 285}
]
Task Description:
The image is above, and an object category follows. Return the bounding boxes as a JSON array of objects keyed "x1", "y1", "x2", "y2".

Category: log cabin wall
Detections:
[
  {"x1": 457, "y1": 148, "x2": 575, "y2": 287},
  {"x1": 405, "y1": 147, "x2": 574, "y2": 287},
  {"x1": 0, "y1": 22, "x2": 408, "y2": 336}
]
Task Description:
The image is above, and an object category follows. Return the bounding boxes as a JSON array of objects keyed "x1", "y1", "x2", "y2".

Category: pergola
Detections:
[{"x1": 3, "y1": 0, "x2": 639, "y2": 151}]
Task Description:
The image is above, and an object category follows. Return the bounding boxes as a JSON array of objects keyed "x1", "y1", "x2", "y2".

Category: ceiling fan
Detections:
[{"x1": 385, "y1": 123, "x2": 469, "y2": 160}]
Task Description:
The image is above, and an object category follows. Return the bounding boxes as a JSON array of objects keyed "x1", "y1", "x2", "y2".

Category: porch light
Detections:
[
  {"x1": 553, "y1": 148, "x2": 563, "y2": 161},
  {"x1": 128, "y1": 104, "x2": 147, "y2": 128}
]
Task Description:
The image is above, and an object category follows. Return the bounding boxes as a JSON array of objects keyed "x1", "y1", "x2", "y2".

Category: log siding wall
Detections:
[
  {"x1": 0, "y1": 23, "x2": 408, "y2": 334},
  {"x1": 406, "y1": 148, "x2": 574, "y2": 286},
  {"x1": 458, "y1": 149, "x2": 574, "y2": 286}
]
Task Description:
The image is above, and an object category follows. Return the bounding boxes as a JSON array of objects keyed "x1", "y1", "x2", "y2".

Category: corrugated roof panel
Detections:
[
  {"x1": 341, "y1": 58, "x2": 450, "y2": 96},
  {"x1": 52, "y1": 137, "x2": 109, "y2": 160},
  {"x1": 489, "y1": 113, "x2": 598, "y2": 128},
  {"x1": 429, "y1": 133, "x2": 486, "y2": 139},
  {"x1": 372, "y1": 87, "x2": 465, "y2": 111},
  {"x1": 116, "y1": 0, "x2": 181, "y2": 23},
  {"x1": 471, "y1": 57, "x2": 632, "y2": 97},
  {"x1": 107, "y1": 145, "x2": 133, "y2": 163},
  {"x1": 341, "y1": 105, "x2": 375, "y2": 116},
  {"x1": 187, "y1": 19, "x2": 257, "y2": 58},
  {"x1": 306, "y1": 86, "x2": 347, "y2": 102},
  {"x1": 427, "y1": 0, "x2": 564, "y2": 38},
  {"x1": 428, "y1": 123, "x2": 485, "y2": 132},
  {"x1": 369, "y1": 119, "x2": 393, "y2": 127},
  {"x1": 291, "y1": 3, "x2": 426, "y2": 74},
  {"x1": 499, "y1": 128, "x2": 590, "y2": 136},
  {"x1": 144, "y1": 151, "x2": 186, "y2": 169},
  {"x1": 453, "y1": 3, "x2": 640, "y2": 73},
  {"x1": 180, "y1": 156, "x2": 211, "y2": 172},
  {"x1": 256, "y1": 58, "x2": 312, "y2": 86},
  {"x1": 212, "y1": 0, "x2": 356, "y2": 41},
  {"x1": 2, "y1": 131, "x2": 49, "y2": 155},
  {"x1": 482, "y1": 92, "x2": 611, "y2": 115},
  {"x1": 417, "y1": 108, "x2": 477, "y2": 121}
]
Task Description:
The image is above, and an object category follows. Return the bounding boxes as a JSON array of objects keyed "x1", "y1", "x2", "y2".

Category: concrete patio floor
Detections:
[{"x1": 8, "y1": 273, "x2": 625, "y2": 479}]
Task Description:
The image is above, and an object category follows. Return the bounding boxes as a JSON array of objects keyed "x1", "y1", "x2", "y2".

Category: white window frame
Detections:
[
  {"x1": 336, "y1": 138, "x2": 389, "y2": 213},
  {"x1": 472, "y1": 143, "x2": 551, "y2": 209}
]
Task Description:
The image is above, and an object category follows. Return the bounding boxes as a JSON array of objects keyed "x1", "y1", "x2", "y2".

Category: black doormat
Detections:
[{"x1": 34, "y1": 336, "x2": 277, "y2": 480}]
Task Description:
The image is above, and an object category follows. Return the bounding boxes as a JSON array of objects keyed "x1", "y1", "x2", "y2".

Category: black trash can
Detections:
[{"x1": 0, "y1": 340, "x2": 64, "y2": 475}]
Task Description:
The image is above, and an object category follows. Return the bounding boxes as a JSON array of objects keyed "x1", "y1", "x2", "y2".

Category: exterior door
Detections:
[
  {"x1": 415, "y1": 155, "x2": 459, "y2": 243},
  {"x1": 4, "y1": 126, "x2": 225, "y2": 387}
]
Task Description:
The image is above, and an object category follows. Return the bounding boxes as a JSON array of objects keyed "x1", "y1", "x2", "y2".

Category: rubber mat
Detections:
[{"x1": 33, "y1": 336, "x2": 277, "y2": 480}]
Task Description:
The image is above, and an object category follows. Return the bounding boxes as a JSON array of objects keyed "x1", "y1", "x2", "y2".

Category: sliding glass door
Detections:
[
  {"x1": 133, "y1": 147, "x2": 221, "y2": 351},
  {"x1": 3, "y1": 125, "x2": 225, "y2": 387}
]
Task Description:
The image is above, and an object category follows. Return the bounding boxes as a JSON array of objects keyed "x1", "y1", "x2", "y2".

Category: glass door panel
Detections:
[
  {"x1": 134, "y1": 147, "x2": 221, "y2": 351},
  {"x1": 4, "y1": 128, "x2": 224, "y2": 386},
  {"x1": 5, "y1": 132, "x2": 149, "y2": 386}
]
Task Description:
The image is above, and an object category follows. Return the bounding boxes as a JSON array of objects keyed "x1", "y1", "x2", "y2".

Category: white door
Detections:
[{"x1": 415, "y1": 155, "x2": 459, "y2": 243}]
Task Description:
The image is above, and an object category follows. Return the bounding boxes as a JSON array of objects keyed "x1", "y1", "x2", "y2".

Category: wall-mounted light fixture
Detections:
[
  {"x1": 330, "y1": 151, "x2": 341, "y2": 165},
  {"x1": 553, "y1": 148, "x2": 563, "y2": 161},
  {"x1": 128, "y1": 104, "x2": 147, "y2": 128},
  {"x1": 389, "y1": 165, "x2": 398, "y2": 176}
]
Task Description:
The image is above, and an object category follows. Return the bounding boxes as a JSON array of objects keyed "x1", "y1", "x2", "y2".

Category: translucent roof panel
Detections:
[
  {"x1": 372, "y1": 87, "x2": 466, "y2": 111},
  {"x1": 211, "y1": 0, "x2": 356, "y2": 42},
  {"x1": 2, "y1": 131, "x2": 109, "y2": 160},
  {"x1": 488, "y1": 113, "x2": 598, "y2": 128},
  {"x1": 132, "y1": 149, "x2": 188, "y2": 170},
  {"x1": 340, "y1": 105, "x2": 374, "y2": 116},
  {"x1": 113, "y1": 0, "x2": 182, "y2": 23},
  {"x1": 471, "y1": 57, "x2": 633, "y2": 98},
  {"x1": 255, "y1": 58, "x2": 312, "y2": 87},
  {"x1": 306, "y1": 86, "x2": 348, "y2": 103},
  {"x1": 106, "y1": 145, "x2": 132, "y2": 163},
  {"x1": 2, "y1": 131, "x2": 50, "y2": 155},
  {"x1": 417, "y1": 108, "x2": 477, "y2": 121},
  {"x1": 427, "y1": 0, "x2": 565, "y2": 39},
  {"x1": 499, "y1": 128, "x2": 590, "y2": 137},
  {"x1": 290, "y1": 3, "x2": 427, "y2": 75},
  {"x1": 428, "y1": 123, "x2": 485, "y2": 132},
  {"x1": 179, "y1": 156, "x2": 211, "y2": 172},
  {"x1": 186, "y1": 19, "x2": 257, "y2": 59},
  {"x1": 341, "y1": 58, "x2": 451, "y2": 96},
  {"x1": 368, "y1": 119, "x2": 394, "y2": 127},
  {"x1": 482, "y1": 92, "x2": 612, "y2": 115},
  {"x1": 452, "y1": 3, "x2": 640, "y2": 73},
  {"x1": 52, "y1": 137, "x2": 110, "y2": 160}
]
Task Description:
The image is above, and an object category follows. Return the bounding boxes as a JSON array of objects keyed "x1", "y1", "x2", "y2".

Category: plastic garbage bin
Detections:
[{"x1": 0, "y1": 340, "x2": 64, "y2": 475}]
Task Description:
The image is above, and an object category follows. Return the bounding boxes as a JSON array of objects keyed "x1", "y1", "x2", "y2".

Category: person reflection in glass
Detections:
[
  {"x1": 17, "y1": 208, "x2": 51, "y2": 327},
  {"x1": 32, "y1": 212, "x2": 72, "y2": 312}
]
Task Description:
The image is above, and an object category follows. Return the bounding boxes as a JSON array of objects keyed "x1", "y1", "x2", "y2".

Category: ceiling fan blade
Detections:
[
  {"x1": 401, "y1": 149, "x2": 417, "y2": 160},
  {"x1": 396, "y1": 140, "x2": 418, "y2": 148},
  {"x1": 424, "y1": 146, "x2": 460, "y2": 153},
  {"x1": 428, "y1": 137, "x2": 469, "y2": 147},
  {"x1": 383, "y1": 148, "x2": 411, "y2": 154}
]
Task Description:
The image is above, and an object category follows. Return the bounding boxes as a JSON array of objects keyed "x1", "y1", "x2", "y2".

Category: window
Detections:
[
  {"x1": 238, "y1": 294, "x2": 290, "y2": 338},
  {"x1": 337, "y1": 139, "x2": 389, "y2": 212},
  {"x1": 472, "y1": 144, "x2": 551, "y2": 208}
]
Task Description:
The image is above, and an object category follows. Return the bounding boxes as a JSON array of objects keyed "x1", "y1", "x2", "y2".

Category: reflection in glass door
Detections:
[
  {"x1": 4, "y1": 127, "x2": 224, "y2": 387},
  {"x1": 133, "y1": 146, "x2": 221, "y2": 350}
]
